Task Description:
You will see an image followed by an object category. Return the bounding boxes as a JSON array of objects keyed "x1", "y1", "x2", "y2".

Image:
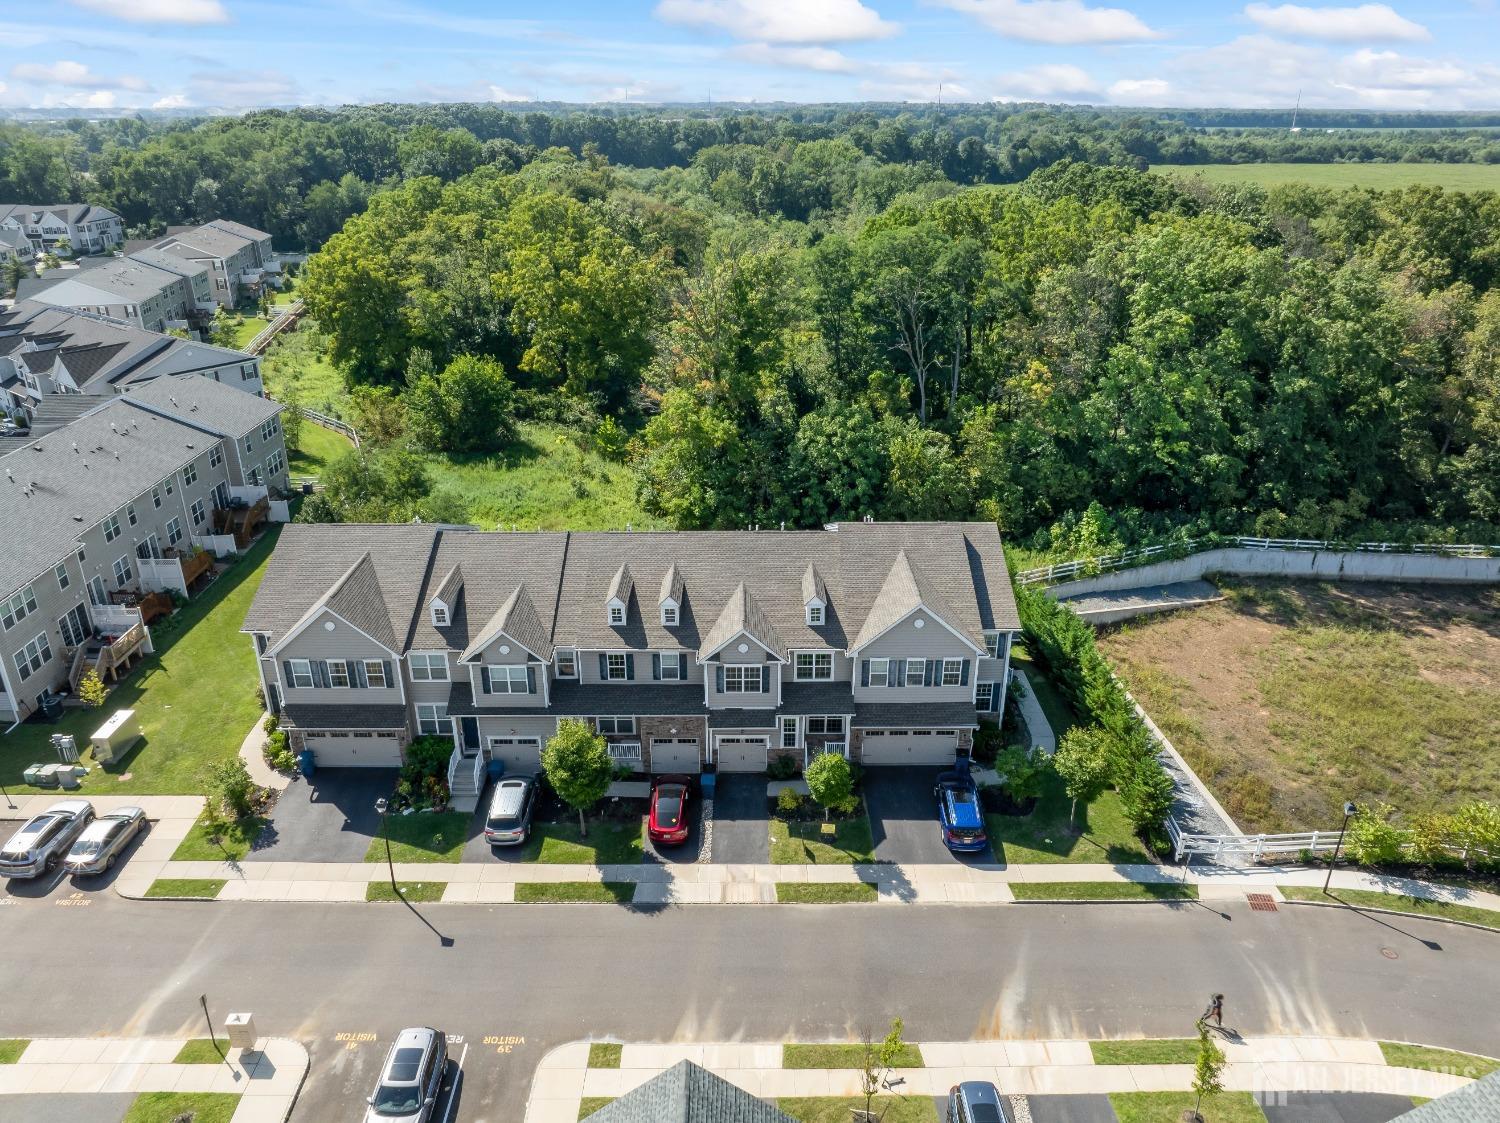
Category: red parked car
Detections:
[{"x1": 648, "y1": 777, "x2": 693, "y2": 845}]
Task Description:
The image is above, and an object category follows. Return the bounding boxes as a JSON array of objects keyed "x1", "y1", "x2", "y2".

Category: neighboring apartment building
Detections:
[
  {"x1": 15, "y1": 255, "x2": 212, "y2": 334},
  {"x1": 0, "y1": 301, "x2": 262, "y2": 423},
  {"x1": 0, "y1": 378, "x2": 287, "y2": 722},
  {"x1": 0, "y1": 227, "x2": 36, "y2": 268},
  {"x1": 242, "y1": 521, "x2": 1020, "y2": 774},
  {"x1": 0, "y1": 204, "x2": 124, "y2": 255},
  {"x1": 149, "y1": 220, "x2": 279, "y2": 308}
]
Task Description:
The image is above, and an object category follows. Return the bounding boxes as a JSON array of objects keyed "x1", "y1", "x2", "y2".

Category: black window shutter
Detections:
[
  {"x1": 652, "y1": 654, "x2": 661, "y2": 680},
  {"x1": 890, "y1": 659, "x2": 902, "y2": 688},
  {"x1": 924, "y1": 659, "x2": 935, "y2": 688},
  {"x1": 282, "y1": 660, "x2": 294, "y2": 686},
  {"x1": 526, "y1": 665, "x2": 536, "y2": 693},
  {"x1": 352, "y1": 660, "x2": 366, "y2": 688},
  {"x1": 678, "y1": 653, "x2": 688, "y2": 679},
  {"x1": 625, "y1": 654, "x2": 635, "y2": 680},
  {"x1": 860, "y1": 660, "x2": 869, "y2": 687},
  {"x1": 598, "y1": 653, "x2": 607, "y2": 679},
  {"x1": 960, "y1": 660, "x2": 970, "y2": 686},
  {"x1": 316, "y1": 660, "x2": 330, "y2": 688},
  {"x1": 382, "y1": 661, "x2": 393, "y2": 689},
  {"x1": 716, "y1": 665, "x2": 725, "y2": 692},
  {"x1": 480, "y1": 666, "x2": 492, "y2": 694}
]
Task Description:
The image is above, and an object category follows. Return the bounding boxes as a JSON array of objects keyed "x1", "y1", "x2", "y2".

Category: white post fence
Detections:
[{"x1": 135, "y1": 556, "x2": 188, "y2": 598}]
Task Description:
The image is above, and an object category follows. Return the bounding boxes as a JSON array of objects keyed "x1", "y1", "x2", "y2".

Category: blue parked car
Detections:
[
  {"x1": 935, "y1": 760, "x2": 988, "y2": 853},
  {"x1": 947, "y1": 1080, "x2": 1009, "y2": 1123}
]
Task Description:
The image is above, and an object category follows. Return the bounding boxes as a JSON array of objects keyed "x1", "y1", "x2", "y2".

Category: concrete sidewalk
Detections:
[
  {"x1": 523, "y1": 1035, "x2": 1479, "y2": 1123},
  {"x1": 0, "y1": 1036, "x2": 307, "y2": 1123}
]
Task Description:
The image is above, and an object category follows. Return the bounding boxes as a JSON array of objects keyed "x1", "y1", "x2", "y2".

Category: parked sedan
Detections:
[
  {"x1": 365, "y1": 1027, "x2": 447, "y2": 1123},
  {"x1": 948, "y1": 1080, "x2": 1009, "y2": 1123},
  {"x1": 935, "y1": 765, "x2": 988, "y2": 854},
  {"x1": 65, "y1": 806, "x2": 147, "y2": 876},
  {"x1": 647, "y1": 777, "x2": 693, "y2": 846},
  {"x1": 0, "y1": 800, "x2": 95, "y2": 879}
]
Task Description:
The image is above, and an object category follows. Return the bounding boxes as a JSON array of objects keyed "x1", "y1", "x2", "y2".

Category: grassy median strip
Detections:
[
  {"x1": 1280, "y1": 886, "x2": 1500, "y2": 931},
  {"x1": 587, "y1": 1042, "x2": 622, "y2": 1068},
  {"x1": 0, "y1": 1040, "x2": 28, "y2": 1065},
  {"x1": 1378, "y1": 1042, "x2": 1499, "y2": 1079},
  {"x1": 366, "y1": 881, "x2": 445, "y2": 903},
  {"x1": 783, "y1": 1043, "x2": 924, "y2": 1069},
  {"x1": 514, "y1": 881, "x2": 635, "y2": 904},
  {"x1": 776, "y1": 882, "x2": 878, "y2": 904},
  {"x1": 1109, "y1": 1091, "x2": 1266, "y2": 1123},
  {"x1": 145, "y1": 878, "x2": 225, "y2": 899},
  {"x1": 173, "y1": 1038, "x2": 230, "y2": 1064},
  {"x1": 124, "y1": 1092, "x2": 239, "y2": 1123},
  {"x1": 578, "y1": 1098, "x2": 615, "y2": 1120},
  {"x1": 1090, "y1": 1038, "x2": 1200, "y2": 1065},
  {"x1": 779, "y1": 1097, "x2": 937, "y2": 1122},
  {"x1": 365, "y1": 811, "x2": 471, "y2": 863},
  {"x1": 170, "y1": 813, "x2": 266, "y2": 862},
  {"x1": 770, "y1": 817, "x2": 875, "y2": 864},
  {"x1": 1011, "y1": 881, "x2": 1198, "y2": 902}
]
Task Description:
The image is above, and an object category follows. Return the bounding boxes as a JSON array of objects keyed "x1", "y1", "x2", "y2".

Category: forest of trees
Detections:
[{"x1": 4, "y1": 102, "x2": 1500, "y2": 251}]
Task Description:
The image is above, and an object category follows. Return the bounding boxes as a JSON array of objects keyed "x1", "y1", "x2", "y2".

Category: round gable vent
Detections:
[
  {"x1": 323, "y1": 621, "x2": 336, "y2": 632},
  {"x1": 913, "y1": 618, "x2": 925, "y2": 629},
  {"x1": 500, "y1": 644, "x2": 511, "y2": 655},
  {"x1": 737, "y1": 642, "x2": 749, "y2": 654}
]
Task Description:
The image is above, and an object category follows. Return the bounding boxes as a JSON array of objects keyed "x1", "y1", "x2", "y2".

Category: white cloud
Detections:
[
  {"x1": 730, "y1": 43, "x2": 860, "y2": 72},
  {"x1": 993, "y1": 62, "x2": 1099, "y2": 98},
  {"x1": 931, "y1": 0, "x2": 1159, "y2": 44},
  {"x1": 63, "y1": 0, "x2": 230, "y2": 24},
  {"x1": 1108, "y1": 77, "x2": 1170, "y2": 102},
  {"x1": 654, "y1": 0, "x2": 898, "y2": 43},
  {"x1": 10, "y1": 60, "x2": 148, "y2": 90},
  {"x1": 486, "y1": 85, "x2": 531, "y2": 101},
  {"x1": 1244, "y1": 3, "x2": 1428, "y2": 42},
  {"x1": 152, "y1": 92, "x2": 189, "y2": 108}
]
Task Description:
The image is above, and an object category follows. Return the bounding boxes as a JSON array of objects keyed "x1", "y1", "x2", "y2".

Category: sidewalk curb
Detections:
[{"x1": 1280, "y1": 897, "x2": 1500, "y2": 935}]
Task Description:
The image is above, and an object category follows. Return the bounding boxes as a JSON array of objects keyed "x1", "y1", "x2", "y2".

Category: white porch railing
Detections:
[
  {"x1": 191, "y1": 533, "x2": 239, "y2": 558},
  {"x1": 447, "y1": 745, "x2": 485, "y2": 794},
  {"x1": 228, "y1": 483, "x2": 269, "y2": 506},
  {"x1": 90, "y1": 603, "x2": 143, "y2": 635},
  {"x1": 608, "y1": 741, "x2": 643, "y2": 764}
]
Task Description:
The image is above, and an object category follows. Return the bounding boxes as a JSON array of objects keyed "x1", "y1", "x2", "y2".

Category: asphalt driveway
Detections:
[
  {"x1": 710, "y1": 773, "x2": 769, "y2": 863},
  {"x1": 246, "y1": 769, "x2": 398, "y2": 862},
  {"x1": 1262, "y1": 1093, "x2": 1421, "y2": 1122},
  {"x1": 864, "y1": 766, "x2": 995, "y2": 864}
]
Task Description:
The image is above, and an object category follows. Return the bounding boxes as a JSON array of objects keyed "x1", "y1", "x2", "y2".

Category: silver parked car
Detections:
[
  {"x1": 0, "y1": 800, "x2": 95, "y2": 879},
  {"x1": 365, "y1": 1027, "x2": 447, "y2": 1122},
  {"x1": 484, "y1": 776, "x2": 537, "y2": 846},
  {"x1": 65, "y1": 806, "x2": 147, "y2": 876}
]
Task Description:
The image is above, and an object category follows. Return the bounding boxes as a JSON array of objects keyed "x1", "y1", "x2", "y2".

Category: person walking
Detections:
[{"x1": 1201, "y1": 993, "x2": 1225, "y2": 1030}]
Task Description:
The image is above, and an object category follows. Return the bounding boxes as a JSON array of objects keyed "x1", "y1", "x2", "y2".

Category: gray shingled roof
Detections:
[
  {"x1": 660, "y1": 562, "x2": 683, "y2": 606},
  {"x1": 607, "y1": 562, "x2": 634, "y2": 607},
  {"x1": 124, "y1": 372, "x2": 279, "y2": 438},
  {"x1": 281, "y1": 703, "x2": 409, "y2": 731},
  {"x1": 698, "y1": 583, "x2": 785, "y2": 661},
  {"x1": 448, "y1": 680, "x2": 704, "y2": 717},
  {"x1": 589, "y1": 1060, "x2": 795, "y2": 1123},
  {"x1": 325, "y1": 554, "x2": 399, "y2": 651},
  {"x1": 802, "y1": 562, "x2": 827, "y2": 606},
  {"x1": 460, "y1": 584, "x2": 551, "y2": 662},
  {"x1": 432, "y1": 563, "x2": 463, "y2": 608},
  {"x1": 0, "y1": 399, "x2": 218, "y2": 589},
  {"x1": 206, "y1": 218, "x2": 272, "y2": 245},
  {"x1": 157, "y1": 224, "x2": 254, "y2": 260},
  {"x1": 780, "y1": 682, "x2": 856, "y2": 715},
  {"x1": 848, "y1": 548, "x2": 978, "y2": 653},
  {"x1": 404, "y1": 531, "x2": 570, "y2": 653},
  {"x1": 708, "y1": 709, "x2": 779, "y2": 729},
  {"x1": 1390, "y1": 1072, "x2": 1500, "y2": 1121},
  {"x1": 854, "y1": 701, "x2": 979, "y2": 728}
]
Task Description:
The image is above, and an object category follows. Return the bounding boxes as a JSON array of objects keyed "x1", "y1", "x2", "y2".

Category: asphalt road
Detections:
[{"x1": 0, "y1": 894, "x2": 1495, "y2": 1123}]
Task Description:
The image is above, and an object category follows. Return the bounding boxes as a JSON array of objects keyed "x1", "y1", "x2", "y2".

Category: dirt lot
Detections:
[{"x1": 1099, "y1": 580, "x2": 1500, "y2": 833}]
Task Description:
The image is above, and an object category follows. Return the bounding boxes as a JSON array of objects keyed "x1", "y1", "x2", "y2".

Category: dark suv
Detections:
[{"x1": 948, "y1": 1080, "x2": 1009, "y2": 1123}]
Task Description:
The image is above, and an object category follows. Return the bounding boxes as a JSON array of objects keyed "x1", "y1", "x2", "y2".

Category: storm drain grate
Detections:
[{"x1": 1247, "y1": 893, "x2": 1279, "y2": 912}]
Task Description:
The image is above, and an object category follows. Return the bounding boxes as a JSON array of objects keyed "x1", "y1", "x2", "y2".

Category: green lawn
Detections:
[
  {"x1": 514, "y1": 881, "x2": 636, "y2": 904},
  {"x1": 0, "y1": 1040, "x2": 27, "y2": 1064},
  {"x1": 1109, "y1": 1091, "x2": 1266, "y2": 1123},
  {"x1": 770, "y1": 817, "x2": 875, "y2": 864},
  {"x1": 170, "y1": 814, "x2": 266, "y2": 861},
  {"x1": 987, "y1": 770, "x2": 1155, "y2": 866},
  {"x1": 1011, "y1": 881, "x2": 1197, "y2": 902},
  {"x1": 517, "y1": 819, "x2": 645, "y2": 865},
  {"x1": 0, "y1": 529, "x2": 279, "y2": 793},
  {"x1": 364, "y1": 811, "x2": 471, "y2": 863},
  {"x1": 288, "y1": 421, "x2": 353, "y2": 480},
  {"x1": 124, "y1": 1091, "x2": 238, "y2": 1123},
  {"x1": 1280, "y1": 886, "x2": 1500, "y2": 931},
  {"x1": 776, "y1": 882, "x2": 878, "y2": 903},
  {"x1": 1155, "y1": 162, "x2": 1500, "y2": 192},
  {"x1": 421, "y1": 422, "x2": 661, "y2": 532},
  {"x1": 222, "y1": 315, "x2": 267, "y2": 351},
  {"x1": 783, "y1": 1043, "x2": 924, "y2": 1069},
  {"x1": 145, "y1": 878, "x2": 225, "y2": 898},
  {"x1": 587, "y1": 1042, "x2": 622, "y2": 1068},
  {"x1": 173, "y1": 1039, "x2": 229, "y2": 1064},
  {"x1": 578, "y1": 1098, "x2": 614, "y2": 1119},
  {"x1": 1378, "y1": 1042, "x2": 1499, "y2": 1079},
  {"x1": 1091, "y1": 1039, "x2": 1199, "y2": 1065},
  {"x1": 778, "y1": 1097, "x2": 937, "y2": 1123},
  {"x1": 366, "y1": 880, "x2": 446, "y2": 902}
]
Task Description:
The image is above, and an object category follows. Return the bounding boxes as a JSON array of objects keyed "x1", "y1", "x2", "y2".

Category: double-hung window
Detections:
[
  {"x1": 605, "y1": 653, "x2": 628, "y2": 681},
  {"x1": 410, "y1": 653, "x2": 449, "y2": 682},
  {"x1": 113, "y1": 556, "x2": 133, "y2": 587},
  {"x1": 984, "y1": 632, "x2": 1001, "y2": 658},
  {"x1": 327, "y1": 659, "x2": 350, "y2": 688},
  {"x1": 102, "y1": 514, "x2": 121, "y2": 542},
  {"x1": 487, "y1": 665, "x2": 529, "y2": 694},
  {"x1": 780, "y1": 717, "x2": 798, "y2": 749},
  {"x1": 867, "y1": 657, "x2": 889, "y2": 687},
  {"x1": 597, "y1": 716, "x2": 635, "y2": 735},
  {"x1": 151, "y1": 486, "x2": 163, "y2": 509},
  {"x1": 55, "y1": 563, "x2": 70, "y2": 592},
  {"x1": 183, "y1": 463, "x2": 198, "y2": 487},
  {"x1": 166, "y1": 518, "x2": 183, "y2": 546},
  {"x1": 807, "y1": 716, "x2": 844, "y2": 736},
  {"x1": 2, "y1": 586, "x2": 37, "y2": 631},
  {"x1": 266, "y1": 450, "x2": 284, "y2": 476},
  {"x1": 795, "y1": 652, "x2": 833, "y2": 681},
  {"x1": 209, "y1": 445, "x2": 223, "y2": 469},
  {"x1": 416, "y1": 704, "x2": 449, "y2": 736},
  {"x1": 13, "y1": 633, "x2": 51, "y2": 681},
  {"x1": 555, "y1": 649, "x2": 577, "y2": 678},
  {"x1": 976, "y1": 682, "x2": 995, "y2": 711},
  {"x1": 659, "y1": 653, "x2": 682, "y2": 681},
  {"x1": 287, "y1": 659, "x2": 314, "y2": 689},
  {"x1": 723, "y1": 665, "x2": 761, "y2": 693},
  {"x1": 942, "y1": 658, "x2": 964, "y2": 686},
  {"x1": 906, "y1": 658, "x2": 926, "y2": 687},
  {"x1": 191, "y1": 499, "x2": 206, "y2": 527},
  {"x1": 362, "y1": 660, "x2": 387, "y2": 688},
  {"x1": 126, "y1": 504, "x2": 137, "y2": 527}
]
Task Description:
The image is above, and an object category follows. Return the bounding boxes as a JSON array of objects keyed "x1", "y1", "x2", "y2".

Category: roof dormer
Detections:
[
  {"x1": 429, "y1": 563, "x2": 462, "y2": 628},
  {"x1": 802, "y1": 563, "x2": 827, "y2": 626},
  {"x1": 659, "y1": 562, "x2": 683, "y2": 627},
  {"x1": 606, "y1": 563, "x2": 633, "y2": 627}
]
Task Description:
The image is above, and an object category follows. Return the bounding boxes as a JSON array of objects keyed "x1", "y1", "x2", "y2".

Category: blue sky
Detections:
[{"x1": 3, "y1": 0, "x2": 1498, "y2": 111}]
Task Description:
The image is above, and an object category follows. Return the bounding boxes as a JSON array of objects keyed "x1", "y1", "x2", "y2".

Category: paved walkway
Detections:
[
  {"x1": 239, "y1": 713, "x2": 291, "y2": 793},
  {"x1": 0, "y1": 1036, "x2": 307, "y2": 1123},
  {"x1": 1011, "y1": 668, "x2": 1056, "y2": 753},
  {"x1": 523, "y1": 1035, "x2": 1478, "y2": 1123}
]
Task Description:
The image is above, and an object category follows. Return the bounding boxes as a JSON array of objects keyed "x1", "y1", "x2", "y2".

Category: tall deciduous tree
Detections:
[{"x1": 542, "y1": 719, "x2": 614, "y2": 837}]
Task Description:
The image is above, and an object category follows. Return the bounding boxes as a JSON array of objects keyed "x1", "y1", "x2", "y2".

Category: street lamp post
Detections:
[
  {"x1": 1324, "y1": 800, "x2": 1358, "y2": 895},
  {"x1": 374, "y1": 796, "x2": 397, "y2": 894}
]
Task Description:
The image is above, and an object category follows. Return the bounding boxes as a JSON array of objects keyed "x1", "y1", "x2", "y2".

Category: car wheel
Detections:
[
  {"x1": 44, "y1": 854, "x2": 58, "y2": 874},
  {"x1": 106, "y1": 854, "x2": 117, "y2": 871}
]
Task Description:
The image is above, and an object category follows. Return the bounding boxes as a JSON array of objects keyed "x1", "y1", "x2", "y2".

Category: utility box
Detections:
[
  {"x1": 91, "y1": 709, "x2": 142, "y2": 764},
  {"x1": 224, "y1": 1012, "x2": 256, "y2": 1051}
]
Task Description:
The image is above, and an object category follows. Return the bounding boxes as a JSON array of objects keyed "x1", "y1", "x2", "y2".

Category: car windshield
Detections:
[
  {"x1": 487, "y1": 815, "x2": 521, "y2": 831},
  {"x1": 370, "y1": 1083, "x2": 421, "y2": 1115},
  {"x1": 949, "y1": 787, "x2": 976, "y2": 805},
  {"x1": 72, "y1": 839, "x2": 104, "y2": 856}
]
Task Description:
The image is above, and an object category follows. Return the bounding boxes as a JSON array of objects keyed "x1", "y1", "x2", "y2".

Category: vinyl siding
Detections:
[
  {"x1": 272, "y1": 608, "x2": 402, "y2": 707},
  {"x1": 853, "y1": 612, "x2": 976, "y2": 703}
]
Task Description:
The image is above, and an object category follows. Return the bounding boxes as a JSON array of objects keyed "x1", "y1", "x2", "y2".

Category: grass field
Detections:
[
  {"x1": 779, "y1": 1098, "x2": 937, "y2": 1123},
  {"x1": 0, "y1": 529, "x2": 278, "y2": 793},
  {"x1": 1109, "y1": 1091, "x2": 1265, "y2": 1123},
  {"x1": 587, "y1": 1043, "x2": 622, "y2": 1068},
  {"x1": 170, "y1": 814, "x2": 266, "y2": 861},
  {"x1": 1280, "y1": 885, "x2": 1500, "y2": 930},
  {"x1": 0, "y1": 1040, "x2": 27, "y2": 1064},
  {"x1": 514, "y1": 881, "x2": 636, "y2": 903},
  {"x1": 578, "y1": 1099, "x2": 614, "y2": 1119},
  {"x1": 1011, "y1": 881, "x2": 1197, "y2": 901},
  {"x1": 124, "y1": 1092, "x2": 238, "y2": 1123},
  {"x1": 364, "y1": 811, "x2": 471, "y2": 863},
  {"x1": 173, "y1": 1039, "x2": 229, "y2": 1064},
  {"x1": 1155, "y1": 162, "x2": 1500, "y2": 191},
  {"x1": 257, "y1": 319, "x2": 350, "y2": 417},
  {"x1": 517, "y1": 819, "x2": 645, "y2": 864},
  {"x1": 770, "y1": 816, "x2": 875, "y2": 864},
  {"x1": 1101, "y1": 581, "x2": 1500, "y2": 833},
  {"x1": 986, "y1": 770, "x2": 1155, "y2": 866},
  {"x1": 366, "y1": 880, "x2": 445, "y2": 902},
  {"x1": 289, "y1": 421, "x2": 353, "y2": 480}
]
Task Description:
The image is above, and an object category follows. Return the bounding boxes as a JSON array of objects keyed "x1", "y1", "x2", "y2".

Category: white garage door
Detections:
[
  {"x1": 650, "y1": 739, "x2": 701, "y2": 774},
  {"x1": 488, "y1": 737, "x2": 542, "y2": 775},
  {"x1": 715, "y1": 736, "x2": 769, "y2": 773},
  {"x1": 305, "y1": 732, "x2": 402, "y2": 768},
  {"x1": 859, "y1": 729, "x2": 960, "y2": 766}
]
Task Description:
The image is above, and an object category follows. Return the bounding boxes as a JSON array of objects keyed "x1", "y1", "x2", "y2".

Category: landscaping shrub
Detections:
[
  {"x1": 203, "y1": 758, "x2": 258, "y2": 821},
  {"x1": 78, "y1": 669, "x2": 107, "y2": 708},
  {"x1": 972, "y1": 721, "x2": 1005, "y2": 764},
  {"x1": 768, "y1": 754, "x2": 800, "y2": 780},
  {"x1": 1346, "y1": 803, "x2": 1406, "y2": 866},
  {"x1": 996, "y1": 745, "x2": 1050, "y2": 806},
  {"x1": 261, "y1": 730, "x2": 297, "y2": 774},
  {"x1": 401, "y1": 736, "x2": 454, "y2": 788},
  {"x1": 776, "y1": 786, "x2": 803, "y2": 817}
]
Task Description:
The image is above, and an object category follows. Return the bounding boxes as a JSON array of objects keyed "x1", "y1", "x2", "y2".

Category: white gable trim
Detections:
[
  {"x1": 845, "y1": 603, "x2": 985, "y2": 658},
  {"x1": 698, "y1": 628, "x2": 788, "y2": 664},
  {"x1": 264, "y1": 604, "x2": 399, "y2": 659},
  {"x1": 458, "y1": 626, "x2": 547, "y2": 665}
]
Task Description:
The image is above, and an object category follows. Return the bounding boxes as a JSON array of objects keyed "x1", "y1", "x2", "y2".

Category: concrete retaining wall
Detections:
[{"x1": 1048, "y1": 548, "x2": 1500, "y2": 601}]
